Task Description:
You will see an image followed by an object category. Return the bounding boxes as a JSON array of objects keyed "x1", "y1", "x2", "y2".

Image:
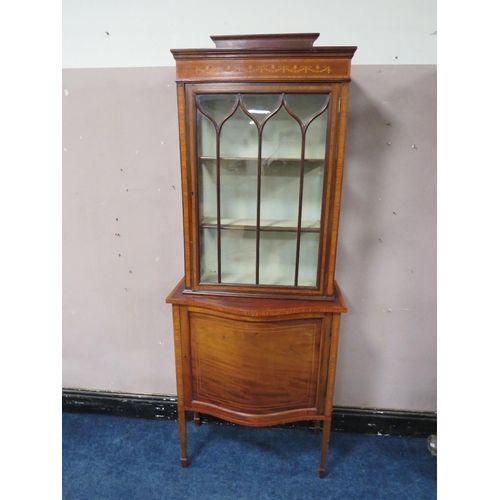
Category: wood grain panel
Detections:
[{"x1": 189, "y1": 311, "x2": 322, "y2": 414}]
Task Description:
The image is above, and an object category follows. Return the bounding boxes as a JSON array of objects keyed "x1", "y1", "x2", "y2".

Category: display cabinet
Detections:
[{"x1": 166, "y1": 33, "x2": 356, "y2": 478}]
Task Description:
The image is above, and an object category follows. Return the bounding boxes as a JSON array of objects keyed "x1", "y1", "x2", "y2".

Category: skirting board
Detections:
[{"x1": 62, "y1": 389, "x2": 436, "y2": 438}]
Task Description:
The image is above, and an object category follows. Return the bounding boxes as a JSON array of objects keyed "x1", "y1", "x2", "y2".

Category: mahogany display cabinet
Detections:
[{"x1": 166, "y1": 33, "x2": 356, "y2": 478}]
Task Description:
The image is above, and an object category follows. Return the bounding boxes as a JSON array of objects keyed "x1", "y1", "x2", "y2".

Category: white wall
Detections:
[{"x1": 62, "y1": 0, "x2": 436, "y2": 68}]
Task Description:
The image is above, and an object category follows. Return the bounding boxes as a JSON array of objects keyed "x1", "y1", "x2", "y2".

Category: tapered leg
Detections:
[
  {"x1": 194, "y1": 412, "x2": 201, "y2": 427},
  {"x1": 319, "y1": 417, "x2": 332, "y2": 478},
  {"x1": 314, "y1": 420, "x2": 322, "y2": 434},
  {"x1": 318, "y1": 314, "x2": 341, "y2": 478},
  {"x1": 178, "y1": 409, "x2": 188, "y2": 467}
]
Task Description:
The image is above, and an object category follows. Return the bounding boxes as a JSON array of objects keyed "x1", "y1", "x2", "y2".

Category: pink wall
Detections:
[
  {"x1": 62, "y1": 65, "x2": 436, "y2": 411},
  {"x1": 62, "y1": 67, "x2": 183, "y2": 394}
]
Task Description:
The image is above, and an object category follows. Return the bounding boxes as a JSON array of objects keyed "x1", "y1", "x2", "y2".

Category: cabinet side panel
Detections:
[
  {"x1": 176, "y1": 84, "x2": 192, "y2": 289},
  {"x1": 189, "y1": 311, "x2": 322, "y2": 414},
  {"x1": 315, "y1": 314, "x2": 333, "y2": 414},
  {"x1": 179, "y1": 306, "x2": 194, "y2": 404},
  {"x1": 317, "y1": 85, "x2": 341, "y2": 295},
  {"x1": 171, "y1": 306, "x2": 186, "y2": 407},
  {"x1": 323, "y1": 313, "x2": 342, "y2": 416},
  {"x1": 327, "y1": 84, "x2": 351, "y2": 295}
]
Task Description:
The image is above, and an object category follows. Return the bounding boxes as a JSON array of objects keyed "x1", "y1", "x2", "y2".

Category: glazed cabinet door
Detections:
[{"x1": 183, "y1": 83, "x2": 343, "y2": 298}]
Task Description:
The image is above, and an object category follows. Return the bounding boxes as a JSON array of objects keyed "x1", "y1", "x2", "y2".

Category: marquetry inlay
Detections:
[
  {"x1": 175, "y1": 58, "x2": 351, "y2": 81},
  {"x1": 195, "y1": 64, "x2": 332, "y2": 75}
]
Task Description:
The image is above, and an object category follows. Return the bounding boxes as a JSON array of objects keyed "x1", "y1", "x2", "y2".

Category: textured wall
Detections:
[
  {"x1": 62, "y1": 0, "x2": 437, "y2": 67},
  {"x1": 62, "y1": 68, "x2": 182, "y2": 393},
  {"x1": 335, "y1": 65, "x2": 436, "y2": 410},
  {"x1": 62, "y1": 63, "x2": 436, "y2": 411}
]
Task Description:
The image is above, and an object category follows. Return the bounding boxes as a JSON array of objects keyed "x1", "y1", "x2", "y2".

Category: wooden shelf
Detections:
[
  {"x1": 199, "y1": 157, "x2": 324, "y2": 168},
  {"x1": 200, "y1": 271, "x2": 317, "y2": 287},
  {"x1": 200, "y1": 217, "x2": 321, "y2": 233}
]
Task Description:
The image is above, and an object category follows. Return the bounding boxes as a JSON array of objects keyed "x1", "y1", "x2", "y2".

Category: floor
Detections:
[{"x1": 62, "y1": 412, "x2": 437, "y2": 499}]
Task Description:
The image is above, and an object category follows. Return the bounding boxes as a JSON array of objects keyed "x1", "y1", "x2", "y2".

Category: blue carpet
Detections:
[{"x1": 62, "y1": 413, "x2": 436, "y2": 499}]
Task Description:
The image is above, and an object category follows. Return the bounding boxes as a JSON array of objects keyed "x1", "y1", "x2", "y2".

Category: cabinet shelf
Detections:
[
  {"x1": 200, "y1": 217, "x2": 320, "y2": 233},
  {"x1": 200, "y1": 270, "x2": 317, "y2": 287},
  {"x1": 199, "y1": 157, "x2": 324, "y2": 172}
]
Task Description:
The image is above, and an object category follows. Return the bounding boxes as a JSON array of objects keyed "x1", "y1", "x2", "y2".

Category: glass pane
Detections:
[
  {"x1": 198, "y1": 100, "x2": 260, "y2": 285},
  {"x1": 220, "y1": 159, "x2": 258, "y2": 223},
  {"x1": 259, "y1": 232, "x2": 297, "y2": 285},
  {"x1": 196, "y1": 91, "x2": 330, "y2": 290},
  {"x1": 198, "y1": 157, "x2": 217, "y2": 222},
  {"x1": 199, "y1": 228, "x2": 217, "y2": 283},
  {"x1": 297, "y1": 232, "x2": 320, "y2": 287},
  {"x1": 220, "y1": 106, "x2": 258, "y2": 159},
  {"x1": 284, "y1": 94, "x2": 329, "y2": 124},
  {"x1": 220, "y1": 229, "x2": 256, "y2": 284},
  {"x1": 260, "y1": 159, "x2": 300, "y2": 224},
  {"x1": 241, "y1": 94, "x2": 282, "y2": 124},
  {"x1": 301, "y1": 161, "x2": 324, "y2": 226},
  {"x1": 261, "y1": 106, "x2": 302, "y2": 161},
  {"x1": 219, "y1": 108, "x2": 258, "y2": 277},
  {"x1": 197, "y1": 94, "x2": 238, "y2": 125},
  {"x1": 197, "y1": 111, "x2": 217, "y2": 159},
  {"x1": 304, "y1": 108, "x2": 328, "y2": 160},
  {"x1": 302, "y1": 108, "x2": 328, "y2": 225}
]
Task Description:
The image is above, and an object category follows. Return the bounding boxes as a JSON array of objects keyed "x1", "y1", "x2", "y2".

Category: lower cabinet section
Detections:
[
  {"x1": 190, "y1": 312, "x2": 323, "y2": 416},
  {"x1": 166, "y1": 280, "x2": 347, "y2": 477}
]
